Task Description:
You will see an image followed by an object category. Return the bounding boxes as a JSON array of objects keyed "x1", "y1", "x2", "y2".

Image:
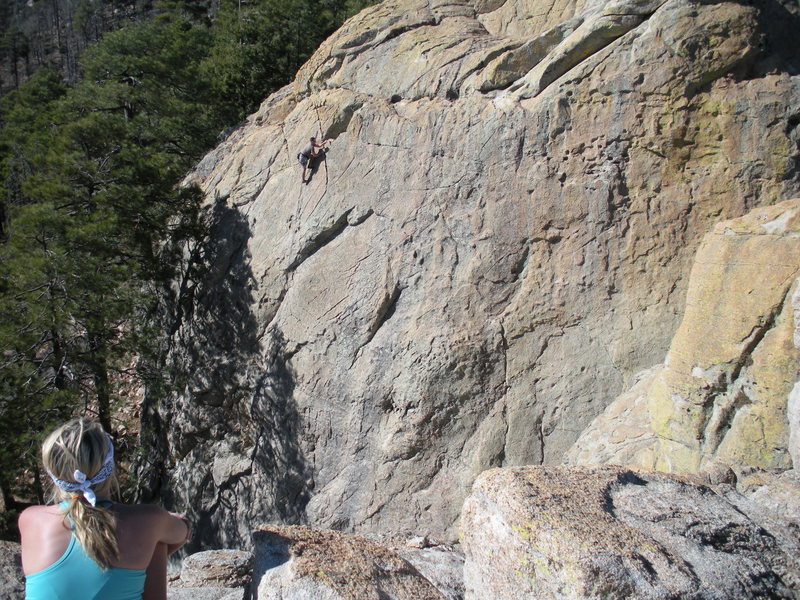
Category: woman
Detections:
[{"x1": 18, "y1": 418, "x2": 191, "y2": 600}]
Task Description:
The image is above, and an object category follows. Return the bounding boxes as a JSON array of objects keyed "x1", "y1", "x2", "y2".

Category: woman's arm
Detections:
[
  {"x1": 142, "y1": 542, "x2": 168, "y2": 600},
  {"x1": 139, "y1": 509, "x2": 189, "y2": 600},
  {"x1": 159, "y1": 511, "x2": 191, "y2": 555}
]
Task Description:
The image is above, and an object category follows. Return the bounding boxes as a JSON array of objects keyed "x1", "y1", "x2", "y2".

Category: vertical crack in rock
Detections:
[
  {"x1": 498, "y1": 319, "x2": 510, "y2": 393},
  {"x1": 701, "y1": 281, "x2": 795, "y2": 456},
  {"x1": 513, "y1": 131, "x2": 527, "y2": 172},
  {"x1": 535, "y1": 413, "x2": 546, "y2": 465},
  {"x1": 702, "y1": 386, "x2": 754, "y2": 458},
  {"x1": 732, "y1": 282, "x2": 793, "y2": 383},
  {"x1": 496, "y1": 320, "x2": 510, "y2": 466}
]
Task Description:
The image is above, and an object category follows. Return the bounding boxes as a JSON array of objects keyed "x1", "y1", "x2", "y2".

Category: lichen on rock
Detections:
[{"x1": 569, "y1": 199, "x2": 800, "y2": 474}]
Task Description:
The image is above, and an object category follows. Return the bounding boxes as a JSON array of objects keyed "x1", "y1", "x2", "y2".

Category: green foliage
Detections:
[
  {"x1": 204, "y1": 0, "x2": 376, "y2": 121},
  {"x1": 0, "y1": 8, "x2": 212, "y2": 510}
]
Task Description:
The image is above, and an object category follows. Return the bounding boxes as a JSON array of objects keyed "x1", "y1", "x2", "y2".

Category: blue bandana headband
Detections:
[{"x1": 47, "y1": 435, "x2": 115, "y2": 507}]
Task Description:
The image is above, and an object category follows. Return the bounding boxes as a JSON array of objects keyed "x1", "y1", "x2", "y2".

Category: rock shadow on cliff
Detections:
[
  {"x1": 751, "y1": 0, "x2": 800, "y2": 76},
  {"x1": 249, "y1": 329, "x2": 312, "y2": 525}
]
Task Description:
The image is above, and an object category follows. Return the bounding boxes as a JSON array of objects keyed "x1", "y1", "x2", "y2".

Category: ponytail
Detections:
[{"x1": 64, "y1": 496, "x2": 119, "y2": 568}]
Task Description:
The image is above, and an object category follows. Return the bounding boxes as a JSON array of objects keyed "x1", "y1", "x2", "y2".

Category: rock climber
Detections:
[{"x1": 298, "y1": 136, "x2": 331, "y2": 183}]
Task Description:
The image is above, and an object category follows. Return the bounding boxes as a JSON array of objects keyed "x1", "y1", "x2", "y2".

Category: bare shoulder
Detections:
[
  {"x1": 114, "y1": 503, "x2": 183, "y2": 551},
  {"x1": 19, "y1": 505, "x2": 47, "y2": 521},
  {"x1": 17, "y1": 505, "x2": 64, "y2": 538},
  {"x1": 19, "y1": 505, "x2": 61, "y2": 528}
]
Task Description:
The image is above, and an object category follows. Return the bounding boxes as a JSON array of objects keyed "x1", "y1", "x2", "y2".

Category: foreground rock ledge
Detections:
[
  {"x1": 460, "y1": 465, "x2": 800, "y2": 600},
  {"x1": 253, "y1": 525, "x2": 456, "y2": 599}
]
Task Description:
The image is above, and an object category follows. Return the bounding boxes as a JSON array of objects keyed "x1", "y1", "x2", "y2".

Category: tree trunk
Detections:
[{"x1": 89, "y1": 333, "x2": 113, "y2": 434}]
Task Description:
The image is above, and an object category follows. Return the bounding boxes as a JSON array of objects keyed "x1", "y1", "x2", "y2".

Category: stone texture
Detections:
[
  {"x1": 178, "y1": 549, "x2": 253, "y2": 588},
  {"x1": 392, "y1": 541, "x2": 465, "y2": 600},
  {"x1": 460, "y1": 465, "x2": 800, "y2": 600},
  {"x1": 736, "y1": 468, "x2": 800, "y2": 526},
  {"x1": 146, "y1": 0, "x2": 800, "y2": 547},
  {"x1": 168, "y1": 588, "x2": 244, "y2": 600},
  {"x1": 253, "y1": 525, "x2": 446, "y2": 599},
  {"x1": 0, "y1": 541, "x2": 23, "y2": 600},
  {"x1": 568, "y1": 199, "x2": 800, "y2": 472}
]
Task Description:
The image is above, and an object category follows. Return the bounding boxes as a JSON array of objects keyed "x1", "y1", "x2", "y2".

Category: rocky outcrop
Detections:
[
  {"x1": 169, "y1": 549, "x2": 253, "y2": 600},
  {"x1": 253, "y1": 525, "x2": 456, "y2": 599},
  {"x1": 460, "y1": 465, "x2": 800, "y2": 599},
  {"x1": 391, "y1": 539, "x2": 464, "y2": 600},
  {"x1": 149, "y1": 0, "x2": 800, "y2": 546},
  {"x1": 568, "y1": 199, "x2": 800, "y2": 473}
]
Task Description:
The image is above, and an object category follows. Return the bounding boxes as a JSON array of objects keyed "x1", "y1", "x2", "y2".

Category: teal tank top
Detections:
[{"x1": 24, "y1": 503, "x2": 146, "y2": 600}]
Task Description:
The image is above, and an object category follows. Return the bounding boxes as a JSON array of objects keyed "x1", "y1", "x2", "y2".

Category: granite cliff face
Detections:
[{"x1": 148, "y1": 0, "x2": 800, "y2": 547}]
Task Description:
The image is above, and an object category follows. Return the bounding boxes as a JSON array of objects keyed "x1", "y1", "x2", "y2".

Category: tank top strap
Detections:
[{"x1": 58, "y1": 500, "x2": 75, "y2": 530}]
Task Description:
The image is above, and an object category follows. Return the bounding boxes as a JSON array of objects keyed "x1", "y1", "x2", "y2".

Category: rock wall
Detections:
[{"x1": 148, "y1": 0, "x2": 800, "y2": 547}]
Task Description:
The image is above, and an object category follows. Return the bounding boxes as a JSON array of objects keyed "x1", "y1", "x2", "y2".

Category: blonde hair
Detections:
[{"x1": 42, "y1": 418, "x2": 119, "y2": 568}]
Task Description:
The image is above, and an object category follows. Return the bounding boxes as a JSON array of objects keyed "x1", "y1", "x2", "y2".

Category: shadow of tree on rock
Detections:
[{"x1": 138, "y1": 197, "x2": 311, "y2": 551}]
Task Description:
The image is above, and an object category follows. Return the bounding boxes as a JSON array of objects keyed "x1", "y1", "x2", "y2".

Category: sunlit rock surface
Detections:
[
  {"x1": 252, "y1": 525, "x2": 453, "y2": 599},
  {"x1": 568, "y1": 199, "x2": 800, "y2": 472}
]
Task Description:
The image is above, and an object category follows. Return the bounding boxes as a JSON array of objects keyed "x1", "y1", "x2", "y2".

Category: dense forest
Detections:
[
  {"x1": 0, "y1": 0, "x2": 373, "y2": 538},
  {"x1": 1, "y1": 0, "x2": 156, "y2": 92}
]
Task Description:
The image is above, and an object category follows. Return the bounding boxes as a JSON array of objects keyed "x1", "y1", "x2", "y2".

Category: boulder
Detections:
[
  {"x1": 391, "y1": 539, "x2": 465, "y2": 600},
  {"x1": 253, "y1": 525, "x2": 447, "y2": 599},
  {"x1": 168, "y1": 549, "x2": 252, "y2": 600},
  {"x1": 460, "y1": 465, "x2": 800, "y2": 599},
  {"x1": 168, "y1": 588, "x2": 244, "y2": 600},
  {"x1": 178, "y1": 549, "x2": 253, "y2": 588},
  {"x1": 735, "y1": 468, "x2": 800, "y2": 525}
]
